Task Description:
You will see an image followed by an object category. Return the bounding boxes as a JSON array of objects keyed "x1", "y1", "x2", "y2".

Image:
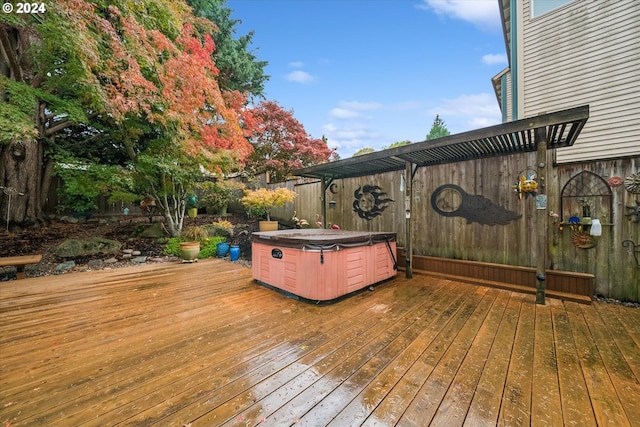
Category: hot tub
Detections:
[{"x1": 251, "y1": 229, "x2": 397, "y2": 301}]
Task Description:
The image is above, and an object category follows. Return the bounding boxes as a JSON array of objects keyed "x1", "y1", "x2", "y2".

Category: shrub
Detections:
[
  {"x1": 198, "y1": 236, "x2": 226, "y2": 259},
  {"x1": 163, "y1": 237, "x2": 183, "y2": 256},
  {"x1": 240, "y1": 187, "x2": 296, "y2": 221},
  {"x1": 181, "y1": 225, "x2": 209, "y2": 241},
  {"x1": 209, "y1": 219, "x2": 234, "y2": 240},
  {"x1": 163, "y1": 235, "x2": 226, "y2": 259}
]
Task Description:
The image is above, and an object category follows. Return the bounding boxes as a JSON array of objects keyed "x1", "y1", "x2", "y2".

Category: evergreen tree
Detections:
[
  {"x1": 426, "y1": 114, "x2": 450, "y2": 140},
  {"x1": 187, "y1": 0, "x2": 268, "y2": 98}
]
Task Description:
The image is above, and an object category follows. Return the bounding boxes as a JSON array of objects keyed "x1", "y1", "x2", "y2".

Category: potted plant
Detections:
[
  {"x1": 240, "y1": 187, "x2": 297, "y2": 231},
  {"x1": 200, "y1": 180, "x2": 245, "y2": 216},
  {"x1": 179, "y1": 225, "x2": 209, "y2": 262},
  {"x1": 186, "y1": 195, "x2": 198, "y2": 220}
]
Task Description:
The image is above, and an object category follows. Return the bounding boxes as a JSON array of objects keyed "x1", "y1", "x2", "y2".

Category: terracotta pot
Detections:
[
  {"x1": 179, "y1": 241, "x2": 200, "y2": 261},
  {"x1": 258, "y1": 220, "x2": 278, "y2": 232}
]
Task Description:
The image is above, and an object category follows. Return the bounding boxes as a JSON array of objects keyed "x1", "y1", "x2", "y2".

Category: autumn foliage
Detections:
[
  {"x1": 56, "y1": 0, "x2": 252, "y2": 166},
  {"x1": 246, "y1": 101, "x2": 336, "y2": 182},
  {"x1": 1, "y1": 0, "x2": 331, "y2": 226}
]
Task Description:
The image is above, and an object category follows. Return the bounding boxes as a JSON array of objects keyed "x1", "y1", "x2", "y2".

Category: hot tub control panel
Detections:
[{"x1": 271, "y1": 248, "x2": 283, "y2": 259}]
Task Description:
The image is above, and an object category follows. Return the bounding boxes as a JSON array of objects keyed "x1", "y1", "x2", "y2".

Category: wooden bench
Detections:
[{"x1": 0, "y1": 255, "x2": 43, "y2": 279}]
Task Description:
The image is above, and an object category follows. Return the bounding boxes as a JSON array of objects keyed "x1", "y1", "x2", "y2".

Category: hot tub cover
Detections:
[{"x1": 251, "y1": 229, "x2": 396, "y2": 251}]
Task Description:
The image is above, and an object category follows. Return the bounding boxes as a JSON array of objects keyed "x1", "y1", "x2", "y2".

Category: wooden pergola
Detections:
[{"x1": 295, "y1": 105, "x2": 590, "y2": 304}]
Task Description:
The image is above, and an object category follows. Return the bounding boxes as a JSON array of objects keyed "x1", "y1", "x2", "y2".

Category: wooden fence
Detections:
[
  {"x1": 45, "y1": 154, "x2": 639, "y2": 302},
  {"x1": 263, "y1": 155, "x2": 638, "y2": 302}
]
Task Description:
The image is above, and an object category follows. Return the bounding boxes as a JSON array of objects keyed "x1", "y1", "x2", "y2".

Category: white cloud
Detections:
[
  {"x1": 482, "y1": 53, "x2": 508, "y2": 65},
  {"x1": 330, "y1": 108, "x2": 362, "y2": 119},
  {"x1": 338, "y1": 101, "x2": 383, "y2": 111},
  {"x1": 321, "y1": 123, "x2": 385, "y2": 157},
  {"x1": 419, "y1": 0, "x2": 501, "y2": 31},
  {"x1": 390, "y1": 100, "x2": 424, "y2": 111},
  {"x1": 286, "y1": 70, "x2": 316, "y2": 83},
  {"x1": 289, "y1": 61, "x2": 304, "y2": 68},
  {"x1": 431, "y1": 93, "x2": 502, "y2": 131},
  {"x1": 328, "y1": 101, "x2": 383, "y2": 120}
]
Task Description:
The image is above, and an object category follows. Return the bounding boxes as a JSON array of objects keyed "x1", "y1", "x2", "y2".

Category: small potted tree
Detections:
[
  {"x1": 199, "y1": 180, "x2": 245, "y2": 215},
  {"x1": 240, "y1": 187, "x2": 296, "y2": 231}
]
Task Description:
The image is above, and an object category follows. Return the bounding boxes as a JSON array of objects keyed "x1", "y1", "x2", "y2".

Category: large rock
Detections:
[
  {"x1": 136, "y1": 223, "x2": 169, "y2": 238},
  {"x1": 55, "y1": 237, "x2": 122, "y2": 258}
]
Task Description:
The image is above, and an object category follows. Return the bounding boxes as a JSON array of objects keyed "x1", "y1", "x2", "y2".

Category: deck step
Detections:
[{"x1": 401, "y1": 268, "x2": 592, "y2": 305}]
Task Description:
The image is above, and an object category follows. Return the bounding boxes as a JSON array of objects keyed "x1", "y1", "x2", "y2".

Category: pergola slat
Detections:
[{"x1": 295, "y1": 105, "x2": 589, "y2": 180}]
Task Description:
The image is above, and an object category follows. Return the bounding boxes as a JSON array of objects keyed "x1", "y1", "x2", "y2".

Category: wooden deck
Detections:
[{"x1": 1, "y1": 259, "x2": 639, "y2": 426}]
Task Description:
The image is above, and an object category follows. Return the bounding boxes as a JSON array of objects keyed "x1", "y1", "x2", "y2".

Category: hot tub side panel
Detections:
[
  {"x1": 252, "y1": 242, "x2": 340, "y2": 300},
  {"x1": 374, "y1": 241, "x2": 396, "y2": 283},
  {"x1": 251, "y1": 240, "x2": 396, "y2": 301}
]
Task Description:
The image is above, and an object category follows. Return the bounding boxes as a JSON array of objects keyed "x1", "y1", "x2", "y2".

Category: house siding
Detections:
[{"x1": 521, "y1": 0, "x2": 640, "y2": 163}]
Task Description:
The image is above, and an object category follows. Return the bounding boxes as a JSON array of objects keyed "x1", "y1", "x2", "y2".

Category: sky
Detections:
[{"x1": 226, "y1": 0, "x2": 508, "y2": 158}]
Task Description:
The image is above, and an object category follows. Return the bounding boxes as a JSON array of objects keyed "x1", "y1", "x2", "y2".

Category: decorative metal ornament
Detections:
[
  {"x1": 571, "y1": 232, "x2": 596, "y2": 249},
  {"x1": 353, "y1": 185, "x2": 394, "y2": 220},
  {"x1": 622, "y1": 240, "x2": 640, "y2": 268},
  {"x1": 626, "y1": 200, "x2": 640, "y2": 223},
  {"x1": 607, "y1": 176, "x2": 624, "y2": 187},
  {"x1": 431, "y1": 184, "x2": 520, "y2": 226},
  {"x1": 513, "y1": 169, "x2": 538, "y2": 200},
  {"x1": 624, "y1": 173, "x2": 640, "y2": 194}
]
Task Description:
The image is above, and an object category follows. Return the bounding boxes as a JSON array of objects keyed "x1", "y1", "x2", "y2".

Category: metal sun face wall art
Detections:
[{"x1": 353, "y1": 185, "x2": 394, "y2": 220}]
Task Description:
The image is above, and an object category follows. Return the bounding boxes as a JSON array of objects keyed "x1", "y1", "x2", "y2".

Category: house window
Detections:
[{"x1": 531, "y1": 0, "x2": 573, "y2": 18}]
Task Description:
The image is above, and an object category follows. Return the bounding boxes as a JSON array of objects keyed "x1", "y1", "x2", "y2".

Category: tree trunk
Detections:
[
  {"x1": 0, "y1": 139, "x2": 43, "y2": 227},
  {"x1": 1, "y1": 25, "x2": 48, "y2": 227}
]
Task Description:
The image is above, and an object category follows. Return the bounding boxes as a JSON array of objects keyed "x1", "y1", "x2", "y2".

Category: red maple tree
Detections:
[{"x1": 246, "y1": 101, "x2": 336, "y2": 182}]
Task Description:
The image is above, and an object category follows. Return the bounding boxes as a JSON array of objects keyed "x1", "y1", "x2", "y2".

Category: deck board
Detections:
[
  {"x1": 465, "y1": 292, "x2": 524, "y2": 427},
  {"x1": 531, "y1": 301, "x2": 563, "y2": 425},
  {"x1": 1, "y1": 260, "x2": 639, "y2": 426},
  {"x1": 551, "y1": 300, "x2": 596, "y2": 426},
  {"x1": 497, "y1": 290, "x2": 535, "y2": 427}
]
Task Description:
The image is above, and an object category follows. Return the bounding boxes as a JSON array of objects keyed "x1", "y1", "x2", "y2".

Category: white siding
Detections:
[
  {"x1": 505, "y1": 71, "x2": 513, "y2": 122},
  {"x1": 521, "y1": 0, "x2": 640, "y2": 163}
]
